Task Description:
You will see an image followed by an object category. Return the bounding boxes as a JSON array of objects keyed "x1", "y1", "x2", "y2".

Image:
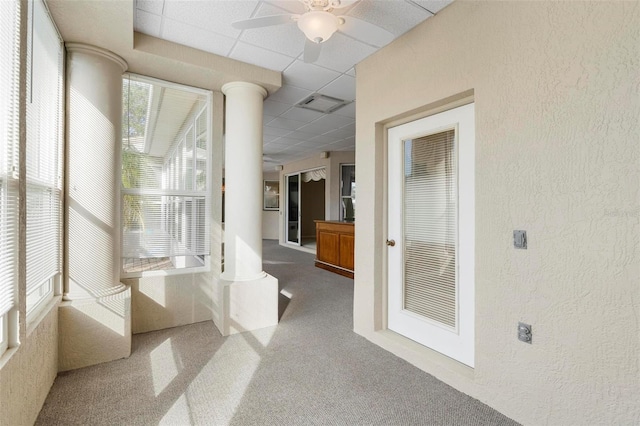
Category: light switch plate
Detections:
[{"x1": 514, "y1": 230, "x2": 527, "y2": 249}]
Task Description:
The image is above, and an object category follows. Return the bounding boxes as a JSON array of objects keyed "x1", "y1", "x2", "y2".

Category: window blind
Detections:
[
  {"x1": 403, "y1": 129, "x2": 457, "y2": 329},
  {"x1": 121, "y1": 76, "x2": 210, "y2": 274},
  {"x1": 0, "y1": 0, "x2": 20, "y2": 319},
  {"x1": 26, "y1": 0, "x2": 63, "y2": 312}
]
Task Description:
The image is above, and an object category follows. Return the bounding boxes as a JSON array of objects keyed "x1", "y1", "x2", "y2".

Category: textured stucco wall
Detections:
[
  {"x1": 353, "y1": 1, "x2": 640, "y2": 425},
  {"x1": 0, "y1": 304, "x2": 58, "y2": 425}
]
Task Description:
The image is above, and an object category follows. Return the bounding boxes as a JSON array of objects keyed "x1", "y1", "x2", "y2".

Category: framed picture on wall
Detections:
[{"x1": 263, "y1": 180, "x2": 279, "y2": 210}]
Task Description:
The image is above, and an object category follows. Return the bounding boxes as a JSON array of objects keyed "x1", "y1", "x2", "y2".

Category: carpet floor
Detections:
[{"x1": 36, "y1": 241, "x2": 518, "y2": 426}]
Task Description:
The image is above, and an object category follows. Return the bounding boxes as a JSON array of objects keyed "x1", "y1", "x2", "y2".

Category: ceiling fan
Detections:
[{"x1": 232, "y1": 0, "x2": 394, "y2": 63}]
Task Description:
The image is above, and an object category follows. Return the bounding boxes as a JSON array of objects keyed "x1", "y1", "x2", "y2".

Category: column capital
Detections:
[
  {"x1": 65, "y1": 43, "x2": 128, "y2": 72},
  {"x1": 221, "y1": 81, "x2": 267, "y2": 99}
]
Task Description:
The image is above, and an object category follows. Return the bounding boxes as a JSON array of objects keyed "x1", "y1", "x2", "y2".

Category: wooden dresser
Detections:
[{"x1": 314, "y1": 220, "x2": 354, "y2": 279}]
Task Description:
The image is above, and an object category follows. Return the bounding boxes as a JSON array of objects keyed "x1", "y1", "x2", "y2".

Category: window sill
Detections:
[
  {"x1": 121, "y1": 264, "x2": 210, "y2": 279},
  {"x1": 27, "y1": 295, "x2": 61, "y2": 337}
]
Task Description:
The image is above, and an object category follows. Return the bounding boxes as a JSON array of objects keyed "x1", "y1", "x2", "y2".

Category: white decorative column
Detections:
[
  {"x1": 59, "y1": 43, "x2": 131, "y2": 371},
  {"x1": 218, "y1": 82, "x2": 278, "y2": 335}
]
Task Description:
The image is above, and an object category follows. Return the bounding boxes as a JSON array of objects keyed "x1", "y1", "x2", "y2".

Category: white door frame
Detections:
[{"x1": 387, "y1": 103, "x2": 475, "y2": 367}]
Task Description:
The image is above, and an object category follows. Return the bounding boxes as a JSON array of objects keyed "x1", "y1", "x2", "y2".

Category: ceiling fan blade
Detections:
[
  {"x1": 232, "y1": 14, "x2": 298, "y2": 30},
  {"x1": 337, "y1": 16, "x2": 394, "y2": 47},
  {"x1": 303, "y1": 38, "x2": 322, "y2": 63}
]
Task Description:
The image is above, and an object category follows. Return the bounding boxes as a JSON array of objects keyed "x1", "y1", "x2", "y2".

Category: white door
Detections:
[{"x1": 387, "y1": 103, "x2": 475, "y2": 367}]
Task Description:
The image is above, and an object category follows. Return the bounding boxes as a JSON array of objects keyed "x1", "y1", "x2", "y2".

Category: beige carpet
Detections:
[{"x1": 36, "y1": 241, "x2": 518, "y2": 426}]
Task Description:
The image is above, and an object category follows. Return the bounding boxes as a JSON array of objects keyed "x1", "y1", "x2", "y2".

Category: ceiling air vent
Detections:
[{"x1": 295, "y1": 93, "x2": 350, "y2": 114}]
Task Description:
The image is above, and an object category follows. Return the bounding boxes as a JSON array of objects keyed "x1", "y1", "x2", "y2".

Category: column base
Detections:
[
  {"x1": 58, "y1": 286, "x2": 131, "y2": 372},
  {"x1": 216, "y1": 273, "x2": 279, "y2": 336}
]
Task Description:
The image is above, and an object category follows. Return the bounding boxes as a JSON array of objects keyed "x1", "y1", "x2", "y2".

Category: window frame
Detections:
[
  {"x1": 24, "y1": 0, "x2": 64, "y2": 320},
  {"x1": 120, "y1": 74, "x2": 213, "y2": 279}
]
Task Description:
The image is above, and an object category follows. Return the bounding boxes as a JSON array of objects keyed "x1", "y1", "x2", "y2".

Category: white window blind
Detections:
[
  {"x1": 404, "y1": 130, "x2": 457, "y2": 328},
  {"x1": 0, "y1": 0, "x2": 20, "y2": 329},
  {"x1": 122, "y1": 76, "x2": 210, "y2": 275},
  {"x1": 26, "y1": 0, "x2": 63, "y2": 314}
]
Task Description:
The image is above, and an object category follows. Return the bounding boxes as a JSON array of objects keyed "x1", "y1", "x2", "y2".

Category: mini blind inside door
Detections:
[
  {"x1": 0, "y1": 0, "x2": 20, "y2": 317},
  {"x1": 403, "y1": 129, "x2": 457, "y2": 329}
]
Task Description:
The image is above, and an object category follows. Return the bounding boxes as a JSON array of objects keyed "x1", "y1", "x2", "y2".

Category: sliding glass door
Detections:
[{"x1": 286, "y1": 174, "x2": 300, "y2": 244}]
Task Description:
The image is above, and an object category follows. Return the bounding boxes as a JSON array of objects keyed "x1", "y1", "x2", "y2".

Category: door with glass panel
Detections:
[{"x1": 387, "y1": 103, "x2": 475, "y2": 367}]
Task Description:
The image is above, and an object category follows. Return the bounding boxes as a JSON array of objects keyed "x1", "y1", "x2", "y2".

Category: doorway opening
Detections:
[{"x1": 286, "y1": 167, "x2": 326, "y2": 251}]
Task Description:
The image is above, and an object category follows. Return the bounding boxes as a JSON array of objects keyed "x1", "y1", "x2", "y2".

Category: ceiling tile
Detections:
[
  {"x1": 346, "y1": 0, "x2": 431, "y2": 38},
  {"x1": 268, "y1": 85, "x2": 312, "y2": 104},
  {"x1": 277, "y1": 137, "x2": 306, "y2": 146},
  {"x1": 323, "y1": 122, "x2": 355, "y2": 139},
  {"x1": 136, "y1": 0, "x2": 164, "y2": 15},
  {"x1": 408, "y1": 0, "x2": 453, "y2": 14},
  {"x1": 298, "y1": 113, "x2": 354, "y2": 134},
  {"x1": 161, "y1": 18, "x2": 236, "y2": 57},
  {"x1": 312, "y1": 33, "x2": 377, "y2": 73},
  {"x1": 267, "y1": 117, "x2": 307, "y2": 131},
  {"x1": 135, "y1": 9, "x2": 162, "y2": 37},
  {"x1": 319, "y1": 74, "x2": 356, "y2": 101},
  {"x1": 309, "y1": 134, "x2": 339, "y2": 144},
  {"x1": 263, "y1": 134, "x2": 280, "y2": 143},
  {"x1": 346, "y1": 67, "x2": 356, "y2": 76},
  {"x1": 162, "y1": 0, "x2": 258, "y2": 39},
  {"x1": 264, "y1": 114, "x2": 277, "y2": 123},
  {"x1": 264, "y1": 126, "x2": 293, "y2": 137},
  {"x1": 263, "y1": 100, "x2": 291, "y2": 117},
  {"x1": 286, "y1": 130, "x2": 318, "y2": 141},
  {"x1": 230, "y1": 42, "x2": 295, "y2": 72},
  {"x1": 265, "y1": 0, "x2": 306, "y2": 14},
  {"x1": 239, "y1": 3, "x2": 305, "y2": 58},
  {"x1": 280, "y1": 107, "x2": 324, "y2": 123},
  {"x1": 333, "y1": 101, "x2": 356, "y2": 118},
  {"x1": 283, "y1": 61, "x2": 341, "y2": 91}
]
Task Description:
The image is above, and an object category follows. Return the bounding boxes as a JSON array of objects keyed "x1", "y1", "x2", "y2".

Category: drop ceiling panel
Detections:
[
  {"x1": 267, "y1": 117, "x2": 307, "y2": 130},
  {"x1": 136, "y1": 0, "x2": 164, "y2": 15},
  {"x1": 286, "y1": 130, "x2": 319, "y2": 141},
  {"x1": 332, "y1": 101, "x2": 355, "y2": 118},
  {"x1": 312, "y1": 33, "x2": 377, "y2": 73},
  {"x1": 230, "y1": 42, "x2": 294, "y2": 72},
  {"x1": 409, "y1": 0, "x2": 452, "y2": 14},
  {"x1": 283, "y1": 60, "x2": 341, "y2": 91},
  {"x1": 280, "y1": 107, "x2": 324, "y2": 123},
  {"x1": 134, "y1": 9, "x2": 162, "y2": 37},
  {"x1": 323, "y1": 122, "x2": 355, "y2": 139},
  {"x1": 264, "y1": 126, "x2": 293, "y2": 137},
  {"x1": 162, "y1": 19, "x2": 236, "y2": 57},
  {"x1": 268, "y1": 85, "x2": 312, "y2": 104},
  {"x1": 298, "y1": 113, "x2": 354, "y2": 134},
  {"x1": 162, "y1": 0, "x2": 258, "y2": 39},
  {"x1": 319, "y1": 74, "x2": 356, "y2": 101},
  {"x1": 309, "y1": 134, "x2": 339, "y2": 144},
  {"x1": 263, "y1": 99, "x2": 291, "y2": 117},
  {"x1": 265, "y1": 0, "x2": 306, "y2": 14},
  {"x1": 346, "y1": 0, "x2": 432, "y2": 37}
]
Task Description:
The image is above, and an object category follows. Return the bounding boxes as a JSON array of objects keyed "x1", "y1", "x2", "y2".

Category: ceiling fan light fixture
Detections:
[{"x1": 297, "y1": 11, "x2": 339, "y2": 43}]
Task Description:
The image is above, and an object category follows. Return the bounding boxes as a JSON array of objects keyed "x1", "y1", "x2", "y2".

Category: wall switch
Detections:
[
  {"x1": 514, "y1": 230, "x2": 527, "y2": 249},
  {"x1": 518, "y1": 322, "x2": 532, "y2": 344}
]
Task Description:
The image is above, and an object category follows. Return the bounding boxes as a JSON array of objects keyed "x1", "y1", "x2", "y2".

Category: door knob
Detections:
[{"x1": 386, "y1": 239, "x2": 396, "y2": 247}]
